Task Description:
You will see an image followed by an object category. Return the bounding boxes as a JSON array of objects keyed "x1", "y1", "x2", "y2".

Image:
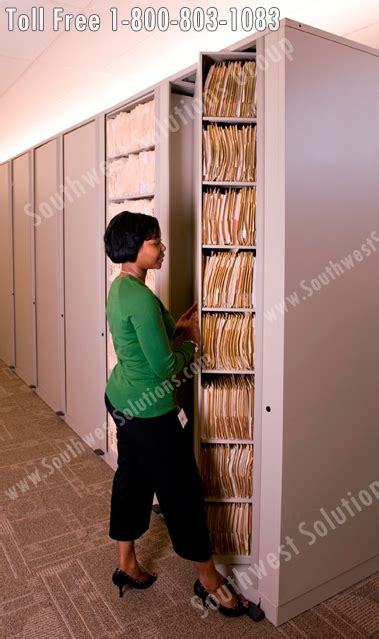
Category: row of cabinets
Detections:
[
  {"x1": 0, "y1": 120, "x2": 110, "y2": 463},
  {"x1": 1, "y1": 26, "x2": 377, "y2": 621}
]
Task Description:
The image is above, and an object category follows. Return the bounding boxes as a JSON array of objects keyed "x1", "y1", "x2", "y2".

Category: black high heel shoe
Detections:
[
  {"x1": 193, "y1": 579, "x2": 265, "y2": 621},
  {"x1": 112, "y1": 568, "x2": 157, "y2": 597}
]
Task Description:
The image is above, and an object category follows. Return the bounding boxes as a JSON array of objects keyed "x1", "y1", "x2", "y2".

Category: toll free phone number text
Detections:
[
  {"x1": 110, "y1": 7, "x2": 280, "y2": 32},
  {"x1": 4, "y1": 6, "x2": 280, "y2": 33}
]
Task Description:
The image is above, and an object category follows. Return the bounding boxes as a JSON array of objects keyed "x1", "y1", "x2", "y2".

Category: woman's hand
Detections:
[
  {"x1": 182, "y1": 311, "x2": 200, "y2": 344},
  {"x1": 175, "y1": 303, "x2": 197, "y2": 336}
]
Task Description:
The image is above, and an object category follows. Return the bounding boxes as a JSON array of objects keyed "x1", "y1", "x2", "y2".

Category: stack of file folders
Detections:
[
  {"x1": 201, "y1": 444, "x2": 253, "y2": 498},
  {"x1": 201, "y1": 375, "x2": 254, "y2": 440},
  {"x1": 206, "y1": 503, "x2": 252, "y2": 555},
  {"x1": 107, "y1": 100, "x2": 155, "y2": 156},
  {"x1": 203, "y1": 60, "x2": 257, "y2": 118},
  {"x1": 202, "y1": 312, "x2": 255, "y2": 369},
  {"x1": 203, "y1": 124, "x2": 256, "y2": 182},
  {"x1": 202, "y1": 251, "x2": 254, "y2": 308},
  {"x1": 108, "y1": 151, "x2": 155, "y2": 199},
  {"x1": 203, "y1": 187, "x2": 256, "y2": 245},
  {"x1": 108, "y1": 198, "x2": 155, "y2": 219}
]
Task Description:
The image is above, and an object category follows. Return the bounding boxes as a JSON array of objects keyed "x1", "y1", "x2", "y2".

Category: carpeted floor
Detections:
[{"x1": 0, "y1": 359, "x2": 378, "y2": 638}]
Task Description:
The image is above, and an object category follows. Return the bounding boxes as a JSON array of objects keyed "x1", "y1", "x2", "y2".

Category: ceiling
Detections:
[{"x1": 0, "y1": 0, "x2": 378, "y2": 162}]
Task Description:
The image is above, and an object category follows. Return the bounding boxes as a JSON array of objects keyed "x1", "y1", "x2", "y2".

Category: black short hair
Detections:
[{"x1": 104, "y1": 211, "x2": 160, "y2": 263}]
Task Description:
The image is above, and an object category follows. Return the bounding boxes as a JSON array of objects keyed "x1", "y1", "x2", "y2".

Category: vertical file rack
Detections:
[
  {"x1": 105, "y1": 90, "x2": 160, "y2": 456},
  {"x1": 196, "y1": 51, "x2": 257, "y2": 564}
]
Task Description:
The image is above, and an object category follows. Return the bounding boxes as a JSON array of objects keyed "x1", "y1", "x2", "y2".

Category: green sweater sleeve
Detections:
[{"x1": 124, "y1": 285, "x2": 195, "y2": 379}]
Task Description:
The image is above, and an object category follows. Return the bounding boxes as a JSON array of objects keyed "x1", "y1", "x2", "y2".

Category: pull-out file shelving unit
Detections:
[
  {"x1": 104, "y1": 69, "x2": 198, "y2": 463},
  {"x1": 195, "y1": 50, "x2": 258, "y2": 566},
  {"x1": 105, "y1": 90, "x2": 159, "y2": 457}
]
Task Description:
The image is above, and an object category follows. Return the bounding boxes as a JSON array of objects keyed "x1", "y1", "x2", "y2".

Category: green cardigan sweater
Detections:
[{"x1": 105, "y1": 275, "x2": 195, "y2": 417}]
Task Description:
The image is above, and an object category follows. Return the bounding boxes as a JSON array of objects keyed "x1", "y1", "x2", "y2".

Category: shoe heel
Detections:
[
  {"x1": 112, "y1": 569, "x2": 125, "y2": 598},
  {"x1": 112, "y1": 567, "x2": 156, "y2": 596}
]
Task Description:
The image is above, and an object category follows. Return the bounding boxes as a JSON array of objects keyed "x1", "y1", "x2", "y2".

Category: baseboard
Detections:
[{"x1": 259, "y1": 555, "x2": 379, "y2": 626}]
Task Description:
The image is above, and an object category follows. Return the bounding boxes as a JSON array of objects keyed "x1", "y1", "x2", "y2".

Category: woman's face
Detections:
[{"x1": 136, "y1": 234, "x2": 166, "y2": 270}]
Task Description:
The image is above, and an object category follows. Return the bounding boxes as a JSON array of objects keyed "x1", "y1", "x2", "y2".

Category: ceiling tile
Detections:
[
  {"x1": 33, "y1": 13, "x2": 149, "y2": 73},
  {"x1": 345, "y1": 22, "x2": 379, "y2": 49},
  {"x1": 44, "y1": 0, "x2": 97, "y2": 8},
  {"x1": 3, "y1": 55, "x2": 106, "y2": 103},
  {"x1": 0, "y1": 56, "x2": 31, "y2": 95},
  {"x1": 0, "y1": 0, "x2": 62, "y2": 59},
  {"x1": 296, "y1": 0, "x2": 379, "y2": 37},
  {"x1": 1, "y1": 0, "x2": 379, "y2": 163}
]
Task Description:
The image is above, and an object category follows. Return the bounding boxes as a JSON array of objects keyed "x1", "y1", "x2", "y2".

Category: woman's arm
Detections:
[{"x1": 128, "y1": 289, "x2": 195, "y2": 379}]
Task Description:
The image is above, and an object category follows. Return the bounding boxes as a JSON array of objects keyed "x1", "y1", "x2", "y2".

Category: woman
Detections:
[{"x1": 103, "y1": 211, "x2": 249, "y2": 616}]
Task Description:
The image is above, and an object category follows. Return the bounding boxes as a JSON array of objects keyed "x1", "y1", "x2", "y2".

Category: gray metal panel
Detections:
[
  {"x1": 194, "y1": 52, "x2": 204, "y2": 466},
  {"x1": 13, "y1": 152, "x2": 35, "y2": 385},
  {"x1": 169, "y1": 92, "x2": 195, "y2": 423},
  {"x1": 0, "y1": 162, "x2": 14, "y2": 366},
  {"x1": 169, "y1": 93, "x2": 195, "y2": 320},
  {"x1": 281, "y1": 25, "x2": 379, "y2": 603},
  {"x1": 258, "y1": 29, "x2": 286, "y2": 614},
  {"x1": 250, "y1": 34, "x2": 266, "y2": 595},
  {"x1": 63, "y1": 120, "x2": 107, "y2": 446},
  {"x1": 34, "y1": 139, "x2": 65, "y2": 412},
  {"x1": 154, "y1": 85, "x2": 164, "y2": 303},
  {"x1": 224, "y1": 17, "x2": 379, "y2": 57}
]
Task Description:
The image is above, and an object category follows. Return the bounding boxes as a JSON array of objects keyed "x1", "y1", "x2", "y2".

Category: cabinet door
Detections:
[
  {"x1": 63, "y1": 121, "x2": 106, "y2": 447},
  {"x1": 34, "y1": 140, "x2": 65, "y2": 412},
  {"x1": 0, "y1": 162, "x2": 14, "y2": 366},
  {"x1": 13, "y1": 153, "x2": 36, "y2": 385}
]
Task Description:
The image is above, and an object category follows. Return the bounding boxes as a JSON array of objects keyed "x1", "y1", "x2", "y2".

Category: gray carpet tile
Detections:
[{"x1": 0, "y1": 359, "x2": 377, "y2": 638}]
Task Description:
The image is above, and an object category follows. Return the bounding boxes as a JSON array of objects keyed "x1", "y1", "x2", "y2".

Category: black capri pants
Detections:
[{"x1": 105, "y1": 394, "x2": 213, "y2": 563}]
